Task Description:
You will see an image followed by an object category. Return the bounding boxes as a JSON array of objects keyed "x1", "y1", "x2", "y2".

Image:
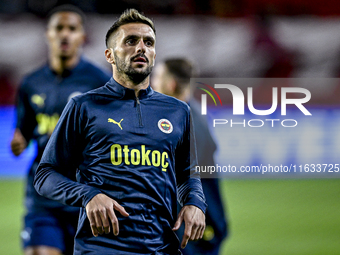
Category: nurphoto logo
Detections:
[{"x1": 196, "y1": 80, "x2": 312, "y2": 128}]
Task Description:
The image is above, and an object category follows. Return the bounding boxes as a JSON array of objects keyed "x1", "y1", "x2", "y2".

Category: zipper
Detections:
[{"x1": 136, "y1": 96, "x2": 143, "y2": 127}]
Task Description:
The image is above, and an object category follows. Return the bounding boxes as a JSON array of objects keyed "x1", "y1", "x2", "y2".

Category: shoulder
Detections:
[
  {"x1": 78, "y1": 58, "x2": 111, "y2": 81},
  {"x1": 20, "y1": 65, "x2": 49, "y2": 89},
  {"x1": 151, "y1": 91, "x2": 190, "y2": 114},
  {"x1": 70, "y1": 84, "x2": 111, "y2": 105}
]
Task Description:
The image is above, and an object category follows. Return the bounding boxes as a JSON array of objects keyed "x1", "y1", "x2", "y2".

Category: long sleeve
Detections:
[
  {"x1": 34, "y1": 99, "x2": 102, "y2": 208},
  {"x1": 16, "y1": 80, "x2": 37, "y2": 143},
  {"x1": 176, "y1": 109, "x2": 207, "y2": 213}
]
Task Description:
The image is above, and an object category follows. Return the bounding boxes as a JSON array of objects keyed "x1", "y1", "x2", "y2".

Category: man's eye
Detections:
[
  {"x1": 145, "y1": 41, "x2": 153, "y2": 47},
  {"x1": 56, "y1": 25, "x2": 63, "y2": 31},
  {"x1": 126, "y1": 39, "x2": 136, "y2": 45}
]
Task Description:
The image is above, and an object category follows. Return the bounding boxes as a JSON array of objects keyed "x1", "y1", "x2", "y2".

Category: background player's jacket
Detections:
[
  {"x1": 16, "y1": 57, "x2": 110, "y2": 212},
  {"x1": 179, "y1": 100, "x2": 228, "y2": 255},
  {"x1": 34, "y1": 78, "x2": 207, "y2": 255}
]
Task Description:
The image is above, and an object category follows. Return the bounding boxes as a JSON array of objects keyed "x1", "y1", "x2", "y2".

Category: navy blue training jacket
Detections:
[{"x1": 34, "y1": 77, "x2": 207, "y2": 255}]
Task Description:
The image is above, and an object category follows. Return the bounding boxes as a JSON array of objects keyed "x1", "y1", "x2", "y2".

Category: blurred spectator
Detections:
[{"x1": 249, "y1": 12, "x2": 296, "y2": 77}]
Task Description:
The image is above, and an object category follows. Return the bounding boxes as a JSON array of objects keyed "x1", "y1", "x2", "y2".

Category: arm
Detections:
[
  {"x1": 173, "y1": 109, "x2": 207, "y2": 249},
  {"x1": 11, "y1": 82, "x2": 36, "y2": 156},
  {"x1": 11, "y1": 128, "x2": 27, "y2": 156},
  {"x1": 34, "y1": 99, "x2": 100, "y2": 207},
  {"x1": 34, "y1": 99, "x2": 128, "y2": 236}
]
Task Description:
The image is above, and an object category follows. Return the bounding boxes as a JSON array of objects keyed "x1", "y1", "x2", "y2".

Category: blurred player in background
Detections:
[
  {"x1": 10, "y1": 4, "x2": 110, "y2": 255},
  {"x1": 152, "y1": 58, "x2": 228, "y2": 255}
]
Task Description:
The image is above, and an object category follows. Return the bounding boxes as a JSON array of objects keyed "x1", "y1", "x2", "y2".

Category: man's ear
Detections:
[{"x1": 105, "y1": 48, "x2": 115, "y2": 65}]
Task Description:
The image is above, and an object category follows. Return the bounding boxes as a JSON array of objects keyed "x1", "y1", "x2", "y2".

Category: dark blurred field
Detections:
[{"x1": 1, "y1": 179, "x2": 340, "y2": 255}]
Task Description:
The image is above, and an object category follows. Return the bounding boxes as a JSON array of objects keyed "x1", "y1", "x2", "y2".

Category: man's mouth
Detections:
[
  {"x1": 132, "y1": 55, "x2": 148, "y2": 64},
  {"x1": 61, "y1": 41, "x2": 69, "y2": 50}
]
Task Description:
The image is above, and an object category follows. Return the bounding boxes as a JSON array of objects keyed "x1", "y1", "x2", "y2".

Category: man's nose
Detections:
[
  {"x1": 136, "y1": 40, "x2": 146, "y2": 53},
  {"x1": 60, "y1": 28, "x2": 71, "y2": 38}
]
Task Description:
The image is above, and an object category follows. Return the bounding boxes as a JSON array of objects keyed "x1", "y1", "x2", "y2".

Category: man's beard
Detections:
[{"x1": 114, "y1": 53, "x2": 153, "y2": 84}]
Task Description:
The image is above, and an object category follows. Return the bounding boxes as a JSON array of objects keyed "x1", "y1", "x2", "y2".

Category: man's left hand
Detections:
[{"x1": 172, "y1": 205, "x2": 206, "y2": 249}]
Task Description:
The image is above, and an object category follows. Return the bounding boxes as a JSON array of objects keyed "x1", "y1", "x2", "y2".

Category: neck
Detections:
[
  {"x1": 49, "y1": 54, "x2": 80, "y2": 75},
  {"x1": 112, "y1": 70, "x2": 149, "y2": 97}
]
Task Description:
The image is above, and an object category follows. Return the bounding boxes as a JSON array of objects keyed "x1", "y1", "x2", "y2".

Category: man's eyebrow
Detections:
[
  {"x1": 144, "y1": 36, "x2": 155, "y2": 42},
  {"x1": 124, "y1": 35, "x2": 139, "y2": 41},
  {"x1": 123, "y1": 35, "x2": 155, "y2": 41}
]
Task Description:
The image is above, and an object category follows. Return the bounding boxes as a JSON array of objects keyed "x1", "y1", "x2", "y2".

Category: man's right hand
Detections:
[
  {"x1": 11, "y1": 128, "x2": 27, "y2": 156},
  {"x1": 85, "y1": 193, "x2": 129, "y2": 237}
]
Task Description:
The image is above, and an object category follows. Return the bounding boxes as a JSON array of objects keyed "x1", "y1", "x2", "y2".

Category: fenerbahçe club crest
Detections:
[{"x1": 158, "y1": 119, "x2": 173, "y2": 134}]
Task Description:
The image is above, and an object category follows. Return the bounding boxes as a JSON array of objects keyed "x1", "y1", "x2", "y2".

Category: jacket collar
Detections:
[{"x1": 105, "y1": 77, "x2": 154, "y2": 100}]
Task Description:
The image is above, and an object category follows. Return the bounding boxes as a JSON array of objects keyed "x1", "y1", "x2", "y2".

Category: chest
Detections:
[
  {"x1": 28, "y1": 76, "x2": 97, "y2": 115},
  {"x1": 83, "y1": 99, "x2": 186, "y2": 153}
]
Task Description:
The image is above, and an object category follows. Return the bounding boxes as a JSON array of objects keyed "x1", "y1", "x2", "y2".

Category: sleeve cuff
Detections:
[
  {"x1": 81, "y1": 189, "x2": 102, "y2": 208},
  {"x1": 184, "y1": 194, "x2": 208, "y2": 214}
]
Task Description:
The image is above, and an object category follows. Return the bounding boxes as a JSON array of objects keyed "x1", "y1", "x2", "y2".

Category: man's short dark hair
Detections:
[
  {"x1": 164, "y1": 58, "x2": 196, "y2": 95},
  {"x1": 105, "y1": 9, "x2": 156, "y2": 48},
  {"x1": 164, "y1": 58, "x2": 195, "y2": 85},
  {"x1": 47, "y1": 4, "x2": 86, "y2": 26}
]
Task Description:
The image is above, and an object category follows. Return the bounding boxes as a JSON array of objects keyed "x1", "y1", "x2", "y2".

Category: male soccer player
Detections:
[
  {"x1": 34, "y1": 9, "x2": 206, "y2": 255},
  {"x1": 11, "y1": 5, "x2": 110, "y2": 255},
  {"x1": 152, "y1": 58, "x2": 228, "y2": 255}
]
